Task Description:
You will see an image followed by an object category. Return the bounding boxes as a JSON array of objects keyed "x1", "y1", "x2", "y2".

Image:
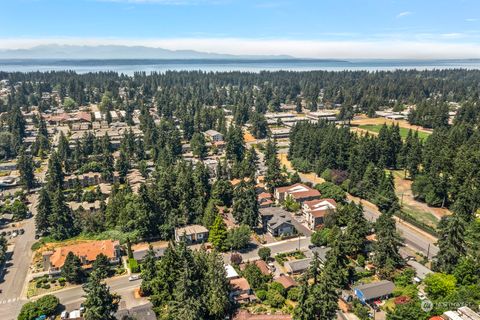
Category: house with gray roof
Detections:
[
  {"x1": 354, "y1": 280, "x2": 395, "y2": 303},
  {"x1": 267, "y1": 212, "x2": 295, "y2": 237},
  {"x1": 284, "y1": 258, "x2": 312, "y2": 275}
]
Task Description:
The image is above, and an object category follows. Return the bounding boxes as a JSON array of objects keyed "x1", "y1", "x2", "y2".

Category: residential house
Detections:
[
  {"x1": 204, "y1": 129, "x2": 224, "y2": 142},
  {"x1": 67, "y1": 200, "x2": 102, "y2": 213},
  {"x1": 302, "y1": 198, "x2": 337, "y2": 230},
  {"x1": 229, "y1": 277, "x2": 255, "y2": 304},
  {"x1": 274, "y1": 183, "x2": 321, "y2": 204},
  {"x1": 354, "y1": 280, "x2": 395, "y2": 304},
  {"x1": 42, "y1": 240, "x2": 121, "y2": 274},
  {"x1": 274, "y1": 275, "x2": 297, "y2": 291},
  {"x1": 407, "y1": 260, "x2": 433, "y2": 281},
  {"x1": 240, "y1": 260, "x2": 271, "y2": 276},
  {"x1": 267, "y1": 212, "x2": 295, "y2": 237},
  {"x1": 257, "y1": 192, "x2": 273, "y2": 208},
  {"x1": 174, "y1": 224, "x2": 209, "y2": 243},
  {"x1": 284, "y1": 258, "x2": 312, "y2": 275}
]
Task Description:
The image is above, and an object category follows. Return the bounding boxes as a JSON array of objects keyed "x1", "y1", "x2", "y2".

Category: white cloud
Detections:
[
  {"x1": 396, "y1": 11, "x2": 413, "y2": 18},
  {"x1": 1, "y1": 37, "x2": 480, "y2": 59},
  {"x1": 465, "y1": 18, "x2": 478, "y2": 22}
]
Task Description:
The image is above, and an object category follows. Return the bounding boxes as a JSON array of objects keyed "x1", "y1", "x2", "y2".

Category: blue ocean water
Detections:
[{"x1": 1, "y1": 59, "x2": 480, "y2": 75}]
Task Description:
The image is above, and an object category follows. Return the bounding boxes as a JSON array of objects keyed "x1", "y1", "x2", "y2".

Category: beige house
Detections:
[
  {"x1": 302, "y1": 199, "x2": 337, "y2": 230},
  {"x1": 174, "y1": 224, "x2": 209, "y2": 243}
]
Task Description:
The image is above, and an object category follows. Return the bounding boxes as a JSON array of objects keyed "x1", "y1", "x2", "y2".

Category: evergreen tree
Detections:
[
  {"x1": 49, "y1": 188, "x2": 76, "y2": 240},
  {"x1": 225, "y1": 125, "x2": 245, "y2": 162},
  {"x1": 116, "y1": 150, "x2": 130, "y2": 182},
  {"x1": 374, "y1": 172, "x2": 400, "y2": 214},
  {"x1": 83, "y1": 271, "x2": 119, "y2": 320},
  {"x1": 232, "y1": 180, "x2": 259, "y2": 228},
  {"x1": 92, "y1": 253, "x2": 111, "y2": 279},
  {"x1": 203, "y1": 199, "x2": 220, "y2": 229},
  {"x1": 190, "y1": 132, "x2": 208, "y2": 159},
  {"x1": 61, "y1": 252, "x2": 85, "y2": 284},
  {"x1": 17, "y1": 149, "x2": 35, "y2": 190},
  {"x1": 35, "y1": 187, "x2": 51, "y2": 235},
  {"x1": 46, "y1": 152, "x2": 64, "y2": 191},
  {"x1": 211, "y1": 179, "x2": 233, "y2": 207},
  {"x1": 140, "y1": 245, "x2": 158, "y2": 296},
  {"x1": 204, "y1": 251, "x2": 232, "y2": 319},
  {"x1": 249, "y1": 112, "x2": 268, "y2": 139},
  {"x1": 208, "y1": 215, "x2": 228, "y2": 251},
  {"x1": 373, "y1": 212, "x2": 403, "y2": 278},
  {"x1": 434, "y1": 214, "x2": 467, "y2": 274}
]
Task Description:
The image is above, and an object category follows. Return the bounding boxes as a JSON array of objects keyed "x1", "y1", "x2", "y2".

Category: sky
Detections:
[{"x1": 1, "y1": 0, "x2": 480, "y2": 58}]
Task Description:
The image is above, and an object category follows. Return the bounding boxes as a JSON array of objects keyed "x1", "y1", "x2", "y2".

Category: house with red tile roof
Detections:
[{"x1": 42, "y1": 240, "x2": 121, "y2": 274}]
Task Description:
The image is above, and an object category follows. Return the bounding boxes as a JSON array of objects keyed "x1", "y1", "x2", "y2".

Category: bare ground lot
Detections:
[
  {"x1": 350, "y1": 115, "x2": 433, "y2": 133},
  {"x1": 392, "y1": 170, "x2": 451, "y2": 225}
]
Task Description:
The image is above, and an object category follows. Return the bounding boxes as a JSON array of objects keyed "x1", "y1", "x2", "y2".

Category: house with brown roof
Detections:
[
  {"x1": 240, "y1": 260, "x2": 271, "y2": 276},
  {"x1": 274, "y1": 275, "x2": 297, "y2": 291},
  {"x1": 229, "y1": 277, "x2": 255, "y2": 304},
  {"x1": 42, "y1": 240, "x2": 121, "y2": 274},
  {"x1": 302, "y1": 198, "x2": 337, "y2": 230},
  {"x1": 257, "y1": 192, "x2": 273, "y2": 208},
  {"x1": 274, "y1": 183, "x2": 320, "y2": 204}
]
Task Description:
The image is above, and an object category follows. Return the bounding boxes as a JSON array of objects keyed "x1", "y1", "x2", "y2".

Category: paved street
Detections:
[
  {"x1": 0, "y1": 194, "x2": 38, "y2": 296},
  {"x1": 275, "y1": 148, "x2": 439, "y2": 258},
  {"x1": 0, "y1": 275, "x2": 146, "y2": 320}
]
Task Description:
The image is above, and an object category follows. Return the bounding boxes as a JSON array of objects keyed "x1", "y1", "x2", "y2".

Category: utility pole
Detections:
[{"x1": 426, "y1": 243, "x2": 430, "y2": 260}]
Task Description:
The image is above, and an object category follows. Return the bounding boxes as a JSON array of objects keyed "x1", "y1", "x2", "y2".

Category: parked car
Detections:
[
  {"x1": 19, "y1": 229, "x2": 24, "y2": 235},
  {"x1": 60, "y1": 311, "x2": 68, "y2": 319},
  {"x1": 11, "y1": 232, "x2": 18, "y2": 238},
  {"x1": 128, "y1": 274, "x2": 141, "y2": 281}
]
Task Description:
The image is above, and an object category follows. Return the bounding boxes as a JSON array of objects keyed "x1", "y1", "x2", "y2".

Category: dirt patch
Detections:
[
  {"x1": 277, "y1": 153, "x2": 325, "y2": 185},
  {"x1": 243, "y1": 130, "x2": 257, "y2": 143},
  {"x1": 392, "y1": 171, "x2": 451, "y2": 221},
  {"x1": 351, "y1": 115, "x2": 432, "y2": 133}
]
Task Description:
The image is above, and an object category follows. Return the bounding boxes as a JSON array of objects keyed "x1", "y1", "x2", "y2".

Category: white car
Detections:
[{"x1": 128, "y1": 274, "x2": 141, "y2": 281}]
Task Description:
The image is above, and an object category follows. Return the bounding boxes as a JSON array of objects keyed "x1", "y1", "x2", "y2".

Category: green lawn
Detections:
[
  {"x1": 402, "y1": 206, "x2": 439, "y2": 229},
  {"x1": 358, "y1": 124, "x2": 431, "y2": 141}
]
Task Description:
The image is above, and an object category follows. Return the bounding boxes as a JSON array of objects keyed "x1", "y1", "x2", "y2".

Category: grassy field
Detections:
[{"x1": 358, "y1": 124, "x2": 431, "y2": 141}]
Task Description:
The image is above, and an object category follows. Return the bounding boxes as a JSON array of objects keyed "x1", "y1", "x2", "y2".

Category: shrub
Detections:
[
  {"x1": 256, "y1": 289, "x2": 267, "y2": 301},
  {"x1": 269, "y1": 282, "x2": 286, "y2": 297},
  {"x1": 266, "y1": 290, "x2": 285, "y2": 308},
  {"x1": 311, "y1": 228, "x2": 331, "y2": 247},
  {"x1": 357, "y1": 254, "x2": 366, "y2": 267},
  {"x1": 128, "y1": 258, "x2": 140, "y2": 273},
  {"x1": 258, "y1": 247, "x2": 271, "y2": 261},
  {"x1": 35, "y1": 281, "x2": 43, "y2": 288},
  {"x1": 42, "y1": 283, "x2": 51, "y2": 289},
  {"x1": 230, "y1": 252, "x2": 243, "y2": 265},
  {"x1": 287, "y1": 287, "x2": 300, "y2": 301}
]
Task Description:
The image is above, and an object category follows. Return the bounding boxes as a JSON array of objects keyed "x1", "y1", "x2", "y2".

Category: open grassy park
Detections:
[{"x1": 358, "y1": 124, "x2": 431, "y2": 141}]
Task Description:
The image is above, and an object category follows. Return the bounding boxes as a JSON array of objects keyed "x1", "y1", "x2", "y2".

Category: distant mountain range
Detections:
[{"x1": 0, "y1": 44, "x2": 299, "y2": 60}]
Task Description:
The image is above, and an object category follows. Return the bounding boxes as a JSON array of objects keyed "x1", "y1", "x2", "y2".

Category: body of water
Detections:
[{"x1": 1, "y1": 59, "x2": 480, "y2": 75}]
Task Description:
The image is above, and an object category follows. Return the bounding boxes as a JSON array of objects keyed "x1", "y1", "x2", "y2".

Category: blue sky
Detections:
[{"x1": 1, "y1": 0, "x2": 480, "y2": 58}]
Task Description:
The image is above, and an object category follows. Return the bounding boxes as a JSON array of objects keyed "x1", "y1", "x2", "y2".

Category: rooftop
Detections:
[
  {"x1": 175, "y1": 224, "x2": 208, "y2": 236},
  {"x1": 354, "y1": 280, "x2": 395, "y2": 301},
  {"x1": 45, "y1": 240, "x2": 119, "y2": 269}
]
